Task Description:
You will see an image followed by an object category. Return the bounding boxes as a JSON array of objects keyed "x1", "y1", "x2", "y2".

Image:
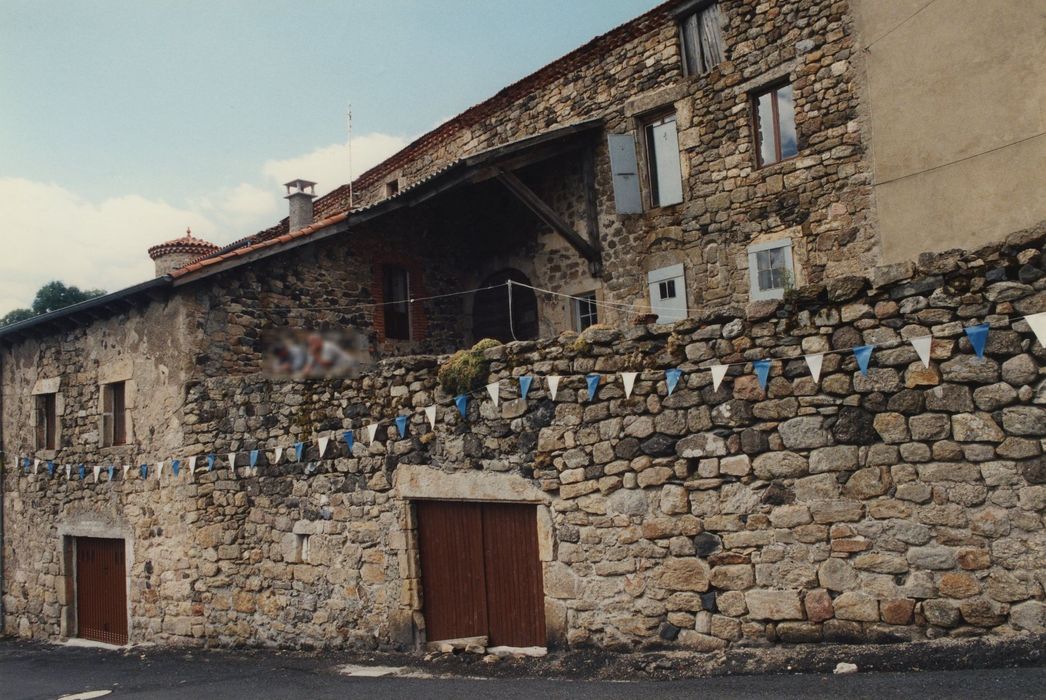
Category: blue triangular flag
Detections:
[
  {"x1": 454, "y1": 394, "x2": 469, "y2": 418},
  {"x1": 249, "y1": 450, "x2": 259, "y2": 468},
  {"x1": 753, "y1": 359, "x2": 772, "y2": 391},
  {"x1": 519, "y1": 375, "x2": 533, "y2": 400},
  {"x1": 172, "y1": 459, "x2": 181, "y2": 476},
  {"x1": 395, "y1": 415, "x2": 409, "y2": 438},
  {"x1": 665, "y1": 368, "x2": 682, "y2": 395},
  {"x1": 47, "y1": 461, "x2": 56, "y2": 477},
  {"x1": 140, "y1": 463, "x2": 149, "y2": 480},
  {"x1": 294, "y1": 442, "x2": 305, "y2": 461},
  {"x1": 342, "y1": 430, "x2": 355, "y2": 451},
  {"x1": 853, "y1": 345, "x2": 875, "y2": 376},
  {"x1": 22, "y1": 457, "x2": 30, "y2": 472},
  {"x1": 107, "y1": 465, "x2": 115, "y2": 481},
  {"x1": 586, "y1": 374, "x2": 601, "y2": 401},
  {"x1": 965, "y1": 323, "x2": 989, "y2": 359},
  {"x1": 78, "y1": 464, "x2": 86, "y2": 480},
  {"x1": 207, "y1": 453, "x2": 216, "y2": 471}
]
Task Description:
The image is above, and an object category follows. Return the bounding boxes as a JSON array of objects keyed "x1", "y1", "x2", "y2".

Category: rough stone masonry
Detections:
[{"x1": 3, "y1": 226, "x2": 1044, "y2": 651}]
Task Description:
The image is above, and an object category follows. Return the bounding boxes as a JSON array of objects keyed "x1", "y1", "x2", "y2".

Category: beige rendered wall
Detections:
[{"x1": 853, "y1": 0, "x2": 1046, "y2": 263}]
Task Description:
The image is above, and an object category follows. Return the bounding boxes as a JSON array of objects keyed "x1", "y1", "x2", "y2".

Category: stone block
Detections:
[
  {"x1": 1002, "y1": 406, "x2": 1046, "y2": 436},
  {"x1": 873, "y1": 412, "x2": 909, "y2": 443},
  {"x1": 880, "y1": 598, "x2": 915, "y2": 625},
  {"x1": 833, "y1": 592, "x2": 879, "y2": 622},
  {"x1": 676, "y1": 432, "x2": 726, "y2": 458},
  {"x1": 779, "y1": 417, "x2": 832, "y2": 449},
  {"x1": 658, "y1": 558, "x2": 710, "y2": 592},
  {"x1": 818, "y1": 558, "x2": 858, "y2": 591},
  {"x1": 719, "y1": 454, "x2": 751, "y2": 476},
  {"x1": 809, "y1": 445, "x2": 860, "y2": 473},
  {"x1": 804, "y1": 588, "x2": 835, "y2": 623},
  {"x1": 752, "y1": 451, "x2": 808, "y2": 479},
  {"x1": 938, "y1": 572, "x2": 980, "y2": 599},
  {"x1": 745, "y1": 590, "x2": 804, "y2": 621},
  {"x1": 709, "y1": 564, "x2": 754, "y2": 590},
  {"x1": 907, "y1": 545, "x2": 956, "y2": 570},
  {"x1": 843, "y1": 467, "x2": 891, "y2": 499},
  {"x1": 951, "y1": 413, "x2": 1005, "y2": 442},
  {"x1": 676, "y1": 630, "x2": 728, "y2": 651}
]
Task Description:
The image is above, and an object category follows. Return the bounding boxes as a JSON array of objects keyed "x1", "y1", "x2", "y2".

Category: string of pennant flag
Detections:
[{"x1": 15, "y1": 312, "x2": 1046, "y2": 484}]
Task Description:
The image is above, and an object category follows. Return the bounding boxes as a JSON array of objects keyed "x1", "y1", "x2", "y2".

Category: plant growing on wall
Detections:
[{"x1": 437, "y1": 338, "x2": 502, "y2": 395}]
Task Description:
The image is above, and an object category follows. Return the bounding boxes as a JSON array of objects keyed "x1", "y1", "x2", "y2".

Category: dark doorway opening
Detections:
[{"x1": 472, "y1": 269, "x2": 539, "y2": 342}]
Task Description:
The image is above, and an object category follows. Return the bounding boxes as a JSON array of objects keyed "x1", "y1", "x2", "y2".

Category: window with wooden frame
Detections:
[
  {"x1": 747, "y1": 240, "x2": 795, "y2": 301},
  {"x1": 571, "y1": 291, "x2": 599, "y2": 332},
  {"x1": 753, "y1": 83, "x2": 798, "y2": 167},
  {"x1": 102, "y1": 381, "x2": 127, "y2": 447},
  {"x1": 382, "y1": 265, "x2": 411, "y2": 340},
  {"x1": 678, "y1": 1, "x2": 725, "y2": 76},
  {"x1": 643, "y1": 112, "x2": 684, "y2": 208},
  {"x1": 35, "y1": 393, "x2": 57, "y2": 450}
]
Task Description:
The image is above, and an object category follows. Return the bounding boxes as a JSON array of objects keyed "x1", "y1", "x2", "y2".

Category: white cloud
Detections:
[
  {"x1": 0, "y1": 131, "x2": 409, "y2": 315},
  {"x1": 262, "y1": 132, "x2": 409, "y2": 197},
  {"x1": 0, "y1": 177, "x2": 216, "y2": 315}
]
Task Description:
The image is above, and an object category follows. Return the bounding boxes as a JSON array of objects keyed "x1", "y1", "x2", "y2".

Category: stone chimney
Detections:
[
  {"x1": 147, "y1": 228, "x2": 220, "y2": 276},
  {"x1": 284, "y1": 179, "x2": 317, "y2": 232}
]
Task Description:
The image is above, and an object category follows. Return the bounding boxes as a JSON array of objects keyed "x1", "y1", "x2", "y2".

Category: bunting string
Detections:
[{"x1": 12, "y1": 312, "x2": 1044, "y2": 483}]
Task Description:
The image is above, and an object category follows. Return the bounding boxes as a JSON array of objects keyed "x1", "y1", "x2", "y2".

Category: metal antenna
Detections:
[{"x1": 346, "y1": 104, "x2": 354, "y2": 209}]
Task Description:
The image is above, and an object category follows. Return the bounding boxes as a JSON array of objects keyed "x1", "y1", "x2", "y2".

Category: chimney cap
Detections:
[{"x1": 284, "y1": 179, "x2": 317, "y2": 198}]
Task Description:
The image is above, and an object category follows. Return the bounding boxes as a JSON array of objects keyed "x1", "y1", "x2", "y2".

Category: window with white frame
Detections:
[
  {"x1": 571, "y1": 291, "x2": 599, "y2": 332},
  {"x1": 643, "y1": 113, "x2": 683, "y2": 208},
  {"x1": 647, "y1": 264, "x2": 688, "y2": 323},
  {"x1": 747, "y1": 240, "x2": 795, "y2": 300},
  {"x1": 679, "y1": 1, "x2": 725, "y2": 76}
]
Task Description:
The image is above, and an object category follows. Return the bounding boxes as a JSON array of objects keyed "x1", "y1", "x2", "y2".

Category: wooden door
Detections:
[
  {"x1": 482, "y1": 503, "x2": 547, "y2": 647},
  {"x1": 76, "y1": 537, "x2": 128, "y2": 645},
  {"x1": 415, "y1": 500, "x2": 545, "y2": 647}
]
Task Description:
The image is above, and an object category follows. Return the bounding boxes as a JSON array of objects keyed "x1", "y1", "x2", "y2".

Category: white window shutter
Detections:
[
  {"x1": 607, "y1": 133, "x2": 642, "y2": 214},
  {"x1": 647, "y1": 264, "x2": 688, "y2": 323}
]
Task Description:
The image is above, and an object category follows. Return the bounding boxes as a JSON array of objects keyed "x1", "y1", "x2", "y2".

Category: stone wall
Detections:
[
  {"x1": 4, "y1": 228, "x2": 1043, "y2": 649},
  {"x1": 290, "y1": 0, "x2": 882, "y2": 327}
]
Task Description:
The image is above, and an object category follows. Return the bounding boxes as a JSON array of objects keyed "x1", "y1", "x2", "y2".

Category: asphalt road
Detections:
[{"x1": 3, "y1": 639, "x2": 1045, "y2": 700}]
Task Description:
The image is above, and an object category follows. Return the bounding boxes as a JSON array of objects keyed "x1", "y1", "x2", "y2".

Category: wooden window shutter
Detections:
[
  {"x1": 607, "y1": 133, "x2": 642, "y2": 214},
  {"x1": 102, "y1": 385, "x2": 114, "y2": 447}
]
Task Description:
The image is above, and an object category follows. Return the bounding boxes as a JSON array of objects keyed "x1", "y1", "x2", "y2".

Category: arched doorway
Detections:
[{"x1": 472, "y1": 269, "x2": 539, "y2": 342}]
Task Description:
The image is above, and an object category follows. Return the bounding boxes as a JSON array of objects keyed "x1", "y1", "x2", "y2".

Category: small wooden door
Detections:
[
  {"x1": 416, "y1": 501, "x2": 546, "y2": 647},
  {"x1": 76, "y1": 537, "x2": 128, "y2": 645}
]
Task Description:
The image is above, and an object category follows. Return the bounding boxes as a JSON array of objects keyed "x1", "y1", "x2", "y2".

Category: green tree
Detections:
[{"x1": 0, "y1": 281, "x2": 106, "y2": 327}]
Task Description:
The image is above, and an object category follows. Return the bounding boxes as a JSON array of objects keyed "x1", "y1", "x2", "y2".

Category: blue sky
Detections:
[{"x1": 0, "y1": 0, "x2": 655, "y2": 313}]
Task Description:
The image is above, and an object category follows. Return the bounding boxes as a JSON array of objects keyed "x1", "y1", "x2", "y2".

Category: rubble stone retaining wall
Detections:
[{"x1": 3, "y1": 228, "x2": 1044, "y2": 649}]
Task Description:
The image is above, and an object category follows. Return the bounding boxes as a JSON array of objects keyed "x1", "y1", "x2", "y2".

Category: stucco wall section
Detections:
[{"x1": 853, "y1": 0, "x2": 1046, "y2": 262}]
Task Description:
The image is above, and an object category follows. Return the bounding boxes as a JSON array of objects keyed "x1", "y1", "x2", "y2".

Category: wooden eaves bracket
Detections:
[{"x1": 494, "y1": 167, "x2": 602, "y2": 273}]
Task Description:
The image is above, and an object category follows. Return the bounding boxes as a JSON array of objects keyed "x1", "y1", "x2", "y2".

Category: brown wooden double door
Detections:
[
  {"x1": 75, "y1": 537, "x2": 128, "y2": 645},
  {"x1": 415, "y1": 501, "x2": 546, "y2": 647}
]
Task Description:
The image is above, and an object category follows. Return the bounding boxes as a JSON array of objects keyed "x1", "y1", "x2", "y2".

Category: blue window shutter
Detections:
[{"x1": 607, "y1": 133, "x2": 642, "y2": 214}]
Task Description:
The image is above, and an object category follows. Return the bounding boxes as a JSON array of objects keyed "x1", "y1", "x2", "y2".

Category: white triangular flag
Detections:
[
  {"x1": 123, "y1": 464, "x2": 131, "y2": 479},
  {"x1": 425, "y1": 405, "x2": 437, "y2": 429},
  {"x1": 621, "y1": 371, "x2": 638, "y2": 398},
  {"x1": 366, "y1": 423, "x2": 379, "y2": 443},
  {"x1": 188, "y1": 456, "x2": 197, "y2": 477},
  {"x1": 33, "y1": 459, "x2": 40, "y2": 475},
  {"x1": 93, "y1": 465, "x2": 101, "y2": 482},
  {"x1": 486, "y1": 382, "x2": 500, "y2": 406},
  {"x1": 65, "y1": 464, "x2": 72, "y2": 479},
  {"x1": 1026, "y1": 312, "x2": 1046, "y2": 348},
  {"x1": 157, "y1": 461, "x2": 165, "y2": 478},
  {"x1": 547, "y1": 375, "x2": 561, "y2": 401},
  {"x1": 318, "y1": 435, "x2": 330, "y2": 458},
  {"x1": 804, "y1": 353, "x2": 824, "y2": 382},
  {"x1": 228, "y1": 453, "x2": 237, "y2": 475},
  {"x1": 710, "y1": 364, "x2": 728, "y2": 391},
  {"x1": 274, "y1": 446, "x2": 284, "y2": 464},
  {"x1": 910, "y1": 335, "x2": 933, "y2": 368}
]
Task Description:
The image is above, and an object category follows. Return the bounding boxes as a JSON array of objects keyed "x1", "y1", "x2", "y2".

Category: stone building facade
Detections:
[
  {"x1": 1, "y1": 0, "x2": 1045, "y2": 653},
  {"x1": 2, "y1": 228, "x2": 1044, "y2": 648}
]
